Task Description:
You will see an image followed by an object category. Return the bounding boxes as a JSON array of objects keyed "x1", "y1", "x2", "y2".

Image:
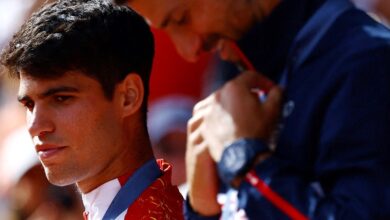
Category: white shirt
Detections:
[{"x1": 81, "y1": 178, "x2": 127, "y2": 220}]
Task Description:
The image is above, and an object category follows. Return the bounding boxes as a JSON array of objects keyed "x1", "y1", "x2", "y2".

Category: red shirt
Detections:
[{"x1": 82, "y1": 159, "x2": 184, "y2": 220}]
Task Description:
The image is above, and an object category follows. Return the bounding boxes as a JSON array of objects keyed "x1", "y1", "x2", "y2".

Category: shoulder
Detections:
[
  {"x1": 311, "y1": 8, "x2": 390, "y2": 81},
  {"x1": 123, "y1": 160, "x2": 184, "y2": 220},
  {"x1": 324, "y1": 8, "x2": 390, "y2": 57}
]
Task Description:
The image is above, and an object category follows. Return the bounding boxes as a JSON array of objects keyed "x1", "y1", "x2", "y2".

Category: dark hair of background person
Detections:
[{"x1": 0, "y1": 0, "x2": 154, "y2": 122}]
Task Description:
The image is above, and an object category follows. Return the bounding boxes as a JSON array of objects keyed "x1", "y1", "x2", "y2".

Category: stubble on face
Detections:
[{"x1": 45, "y1": 92, "x2": 124, "y2": 190}]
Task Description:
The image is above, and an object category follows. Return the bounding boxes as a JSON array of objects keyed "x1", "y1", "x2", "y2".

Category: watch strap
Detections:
[{"x1": 217, "y1": 138, "x2": 268, "y2": 185}]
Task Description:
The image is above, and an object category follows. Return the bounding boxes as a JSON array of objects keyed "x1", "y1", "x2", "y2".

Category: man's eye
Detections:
[
  {"x1": 54, "y1": 95, "x2": 72, "y2": 103},
  {"x1": 175, "y1": 16, "x2": 187, "y2": 25},
  {"x1": 23, "y1": 101, "x2": 34, "y2": 111},
  {"x1": 173, "y1": 11, "x2": 189, "y2": 26}
]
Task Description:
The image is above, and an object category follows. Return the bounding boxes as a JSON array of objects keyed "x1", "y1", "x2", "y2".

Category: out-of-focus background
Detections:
[{"x1": 0, "y1": 0, "x2": 389, "y2": 219}]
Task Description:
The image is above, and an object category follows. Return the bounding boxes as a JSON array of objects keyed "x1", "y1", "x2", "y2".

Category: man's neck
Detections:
[{"x1": 77, "y1": 128, "x2": 154, "y2": 194}]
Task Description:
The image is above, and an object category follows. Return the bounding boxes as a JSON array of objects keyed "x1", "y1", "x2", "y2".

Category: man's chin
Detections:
[{"x1": 43, "y1": 166, "x2": 77, "y2": 187}]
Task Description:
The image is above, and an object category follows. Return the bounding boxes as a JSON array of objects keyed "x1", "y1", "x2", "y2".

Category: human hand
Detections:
[
  {"x1": 186, "y1": 112, "x2": 221, "y2": 216},
  {"x1": 193, "y1": 71, "x2": 283, "y2": 162}
]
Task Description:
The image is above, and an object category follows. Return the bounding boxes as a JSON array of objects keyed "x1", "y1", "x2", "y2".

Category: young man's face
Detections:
[
  {"x1": 128, "y1": 0, "x2": 254, "y2": 61},
  {"x1": 18, "y1": 71, "x2": 125, "y2": 189}
]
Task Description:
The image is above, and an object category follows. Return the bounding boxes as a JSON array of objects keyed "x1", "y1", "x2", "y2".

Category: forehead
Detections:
[
  {"x1": 18, "y1": 71, "x2": 98, "y2": 95},
  {"x1": 129, "y1": 0, "x2": 187, "y2": 27}
]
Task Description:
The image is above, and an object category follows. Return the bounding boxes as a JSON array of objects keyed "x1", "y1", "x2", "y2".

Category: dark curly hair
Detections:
[
  {"x1": 0, "y1": 0, "x2": 154, "y2": 109},
  {"x1": 113, "y1": 0, "x2": 128, "y2": 4}
]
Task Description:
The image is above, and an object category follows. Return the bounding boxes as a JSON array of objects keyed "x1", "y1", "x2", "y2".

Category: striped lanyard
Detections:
[{"x1": 102, "y1": 159, "x2": 162, "y2": 220}]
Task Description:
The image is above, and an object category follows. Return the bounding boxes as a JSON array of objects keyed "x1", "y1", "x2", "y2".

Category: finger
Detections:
[
  {"x1": 188, "y1": 101, "x2": 214, "y2": 133},
  {"x1": 263, "y1": 86, "x2": 284, "y2": 122},
  {"x1": 186, "y1": 139, "x2": 209, "y2": 166},
  {"x1": 193, "y1": 93, "x2": 215, "y2": 113},
  {"x1": 187, "y1": 108, "x2": 205, "y2": 134},
  {"x1": 234, "y1": 71, "x2": 275, "y2": 92},
  {"x1": 187, "y1": 124, "x2": 204, "y2": 149},
  {"x1": 199, "y1": 122, "x2": 228, "y2": 162}
]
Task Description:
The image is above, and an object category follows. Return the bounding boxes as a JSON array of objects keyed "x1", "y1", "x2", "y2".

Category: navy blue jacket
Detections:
[{"x1": 185, "y1": 0, "x2": 390, "y2": 219}]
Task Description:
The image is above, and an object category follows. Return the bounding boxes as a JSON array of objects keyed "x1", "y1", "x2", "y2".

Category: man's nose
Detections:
[
  {"x1": 173, "y1": 32, "x2": 203, "y2": 62},
  {"x1": 27, "y1": 106, "x2": 54, "y2": 138}
]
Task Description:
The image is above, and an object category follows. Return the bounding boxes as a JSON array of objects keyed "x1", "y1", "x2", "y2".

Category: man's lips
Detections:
[{"x1": 36, "y1": 144, "x2": 66, "y2": 159}]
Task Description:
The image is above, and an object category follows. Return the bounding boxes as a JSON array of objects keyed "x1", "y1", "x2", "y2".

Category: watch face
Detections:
[
  {"x1": 223, "y1": 145, "x2": 247, "y2": 173},
  {"x1": 218, "y1": 139, "x2": 266, "y2": 184}
]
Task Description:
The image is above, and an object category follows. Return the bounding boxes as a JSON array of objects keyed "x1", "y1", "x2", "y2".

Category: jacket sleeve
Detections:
[
  {"x1": 183, "y1": 196, "x2": 221, "y2": 220},
  {"x1": 235, "y1": 49, "x2": 390, "y2": 220}
]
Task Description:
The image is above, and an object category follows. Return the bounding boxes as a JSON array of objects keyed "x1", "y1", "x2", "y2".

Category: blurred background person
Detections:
[{"x1": 148, "y1": 95, "x2": 195, "y2": 196}]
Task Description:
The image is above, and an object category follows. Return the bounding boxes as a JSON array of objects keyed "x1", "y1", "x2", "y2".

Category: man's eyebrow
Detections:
[
  {"x1": 159, "y1": 13, "x2": 172, "y2": 28},
  {"x1": 39, "y1": 86, "x2": 79, "y2": 98},
  {"x1": 159, "y1": 5, "x2": 180, "y2": 29},
  {"x1": 17, "y1": 86, "x2": 79, "y2": 102}
]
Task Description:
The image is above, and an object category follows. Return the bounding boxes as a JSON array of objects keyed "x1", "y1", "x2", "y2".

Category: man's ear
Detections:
[{"x1": 118, "y1": 73, "x2": 144, "y2": 117}]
